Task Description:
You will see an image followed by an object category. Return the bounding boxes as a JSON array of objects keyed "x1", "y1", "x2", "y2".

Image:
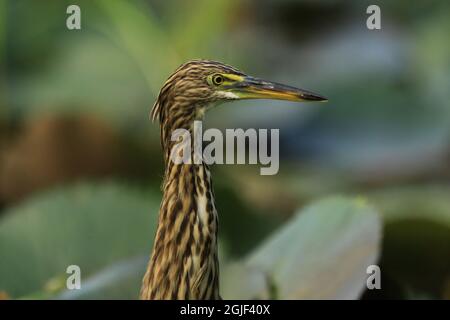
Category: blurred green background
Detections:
[{"x1": 0, "y1": 0, "x2": 449, "y2": 300}]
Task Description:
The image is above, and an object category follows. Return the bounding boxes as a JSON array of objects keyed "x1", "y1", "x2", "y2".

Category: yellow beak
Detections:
[{"x1": 230, "y1": 76, "x2": 327, "y2": 102}]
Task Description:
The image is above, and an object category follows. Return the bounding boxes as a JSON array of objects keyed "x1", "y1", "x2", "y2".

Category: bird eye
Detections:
[{"x1": 211, "y1": 74, "x2": 224, "y2": 86}]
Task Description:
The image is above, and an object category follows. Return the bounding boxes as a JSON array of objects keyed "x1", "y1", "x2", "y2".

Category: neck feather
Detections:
[{"x1": 141, "y1": 103, "x2": 220, "y2": 300}]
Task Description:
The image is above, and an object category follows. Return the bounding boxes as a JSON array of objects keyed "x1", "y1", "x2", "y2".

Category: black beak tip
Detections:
[{"x1": 302, "y1": 92, "x2": 328, "y2": 102}]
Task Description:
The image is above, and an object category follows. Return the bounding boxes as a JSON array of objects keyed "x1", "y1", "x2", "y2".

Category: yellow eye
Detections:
[{"x1": 211, "y1": 74, "x2": 224, "y2": 86}]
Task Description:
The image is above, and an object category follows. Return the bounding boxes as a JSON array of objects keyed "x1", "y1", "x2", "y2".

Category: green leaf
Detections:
[
  {"x1": 55, "y1": 256, "x2": 147, "y2": 300},
  {"x1": 222, "y1": 196, "x2": 382, "y2": 299},
  {"x1": 0, "y1": 182, "x2": 159, "y2": 298}
]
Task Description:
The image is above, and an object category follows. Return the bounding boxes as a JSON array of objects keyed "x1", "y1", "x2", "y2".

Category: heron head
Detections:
[{"x1": 151, "y1": 59, "x2": 327, "y2": 122}]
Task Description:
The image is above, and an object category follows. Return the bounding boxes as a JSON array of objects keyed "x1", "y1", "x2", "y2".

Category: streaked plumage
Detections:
[{"x1": 140, "y1": 60, "x2": 326, "y2": 300}]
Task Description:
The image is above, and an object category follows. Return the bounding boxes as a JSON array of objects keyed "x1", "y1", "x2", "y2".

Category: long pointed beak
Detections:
[{"x1": 230, "y1": 76, "x2": 327, "y2": 102}]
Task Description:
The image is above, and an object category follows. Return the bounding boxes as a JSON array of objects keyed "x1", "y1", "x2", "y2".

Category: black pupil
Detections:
[{"x1": 214, "y1": 76, "x2": 223, "y2": 84}]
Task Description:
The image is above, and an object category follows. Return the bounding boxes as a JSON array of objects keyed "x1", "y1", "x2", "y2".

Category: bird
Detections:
[{"x1": 140, "y1": 59, "x2": 327, "y2": 300}]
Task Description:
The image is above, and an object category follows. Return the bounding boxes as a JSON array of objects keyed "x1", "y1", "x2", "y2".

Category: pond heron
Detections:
[{"x1": 140, "y1": 60, "x2": 326, "y2": 299}]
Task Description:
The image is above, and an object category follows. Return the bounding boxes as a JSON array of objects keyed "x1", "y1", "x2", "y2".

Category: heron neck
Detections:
[
  {"x1": 141, "y1": 118, "x2": 220, "y2": 299},
  {"x1": 158, "y1": 102, "x2": 205, "y2": 166}
]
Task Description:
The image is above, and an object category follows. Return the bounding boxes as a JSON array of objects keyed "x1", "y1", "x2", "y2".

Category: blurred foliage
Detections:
[
  {"x1": 370, "y1": 186, "x2": 450, "y2": 298},
  {"x1": 0, "y1": 181, "x2": 281, "y2": 299},
  {"x1": 0, "y1": 189, "x2": 381, "y2": 300},
  {"x1": 0, "y1": 183, "x2": 159, "y2": 298},
  {"x1": 2, "y1": 0, "x2": 239, "y2": 129},
  {"x1": 229, "y1": 168, "x2": 450, "y2": 298},
  {"x1": 222, "y1": 197, "x2": 381, "y2": 299}
]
